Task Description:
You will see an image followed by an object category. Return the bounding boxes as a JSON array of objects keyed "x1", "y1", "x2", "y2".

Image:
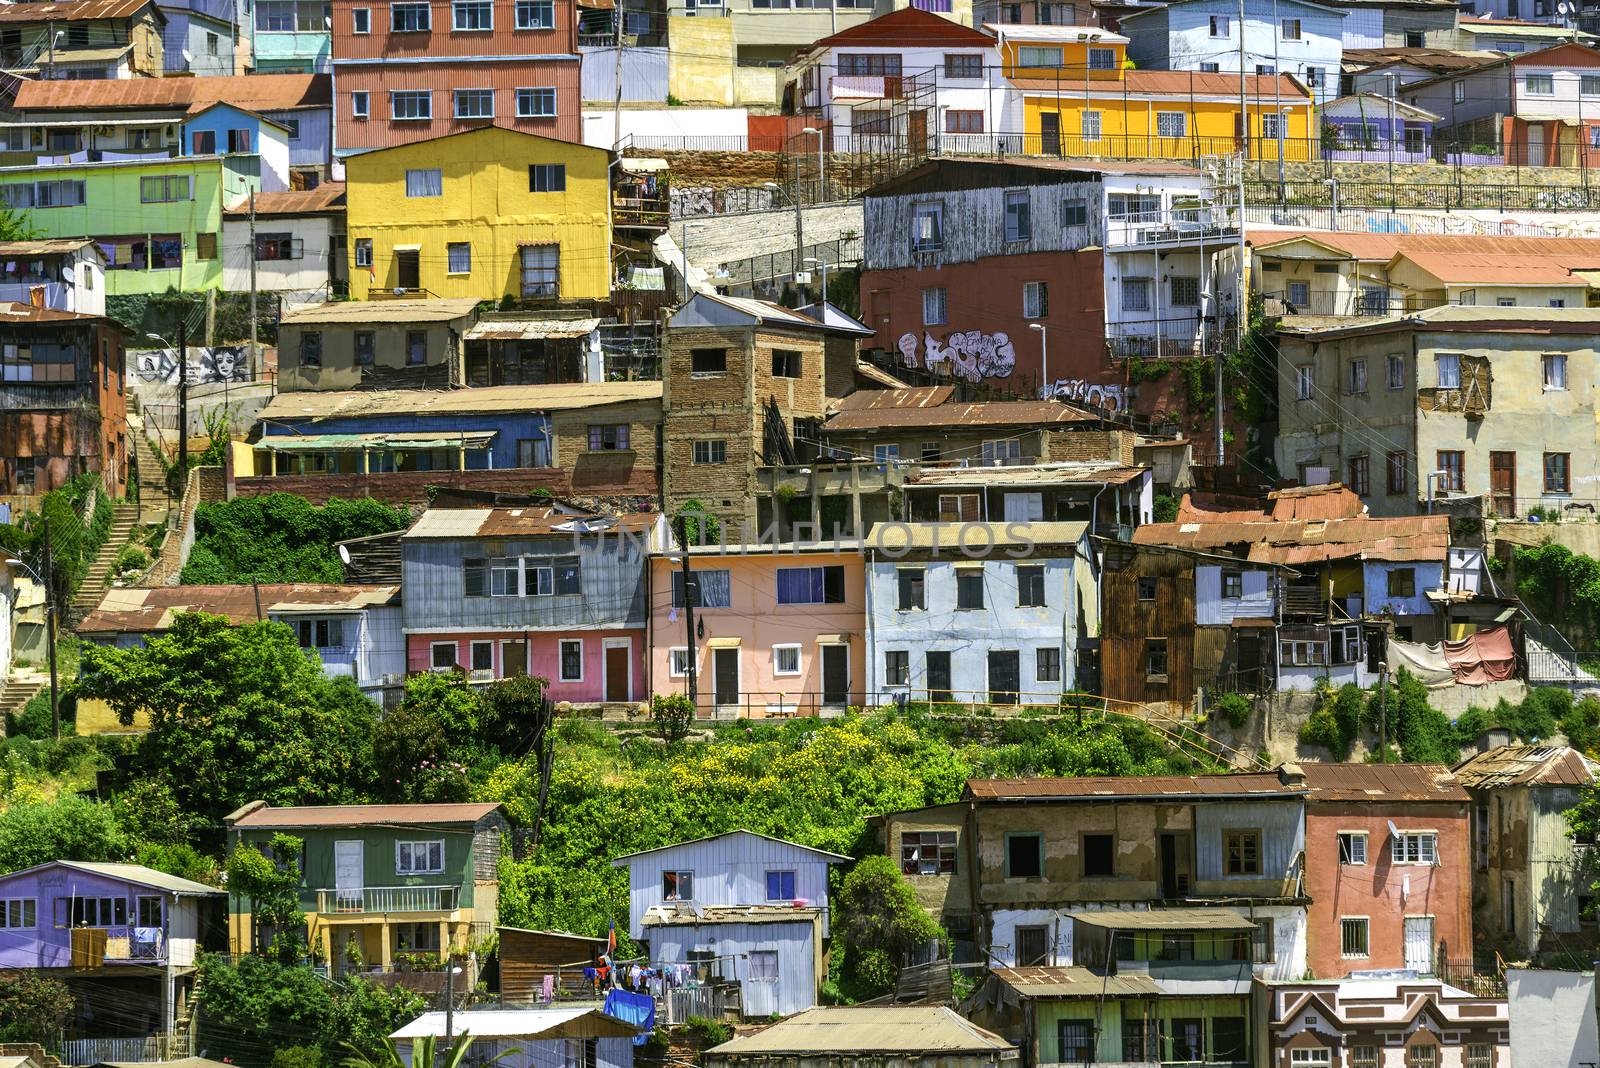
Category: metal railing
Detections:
[
  {"x1": 1105, "y1": 318, "x2": 1225, "y2": 359},
  {"x1": 59, "y1": 1035, "x2": 191, "y2": 1066},
  {"x1": 315, "y1": 885, "x2": 459, "y2": 914}
]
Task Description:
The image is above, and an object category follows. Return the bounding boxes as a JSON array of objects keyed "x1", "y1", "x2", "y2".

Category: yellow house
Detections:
[
  {"x1": 990, "y1": 26, "x2": 1315, "y2": 160},
  {"x1": 344, "y1": 126, "x2": 612, "y2": 303}
]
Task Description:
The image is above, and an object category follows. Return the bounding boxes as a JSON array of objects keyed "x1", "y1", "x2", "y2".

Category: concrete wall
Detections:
[
  {"x1": 669, "y1": 16, "x2": 737, "y2": 107},
  {"x1": 1507, "y1": 969, "x2": 1599, "y2": 1068}
]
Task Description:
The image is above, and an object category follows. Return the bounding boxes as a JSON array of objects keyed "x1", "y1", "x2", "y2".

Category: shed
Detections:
[{"x1": 497, "y1": 927, "x2": 609, "y2": 1005}]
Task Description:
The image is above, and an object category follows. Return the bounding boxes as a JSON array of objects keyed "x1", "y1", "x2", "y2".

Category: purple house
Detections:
[
  {"x1": 0, "y1": 861, "x2": 225, "y2": 1063},
  {"x1": 1321, "y1": 93, "x2": 1443, "y2": 162}
]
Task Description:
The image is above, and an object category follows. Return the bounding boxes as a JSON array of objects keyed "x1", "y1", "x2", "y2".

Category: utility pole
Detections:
[
  {"x1": 673, "y1": 514, "x2": 699, "y2": 711},
  {"x1": 792, "y1": 155, "x2": 804, "y2": 299},
  {"x1": 177, "y1": 318, "x2": 189, "y2": 478},
  {"x1": 612, "y1": 1, "x2": 625, "y2": 150},
  {"x1": 444, "y1": 962, "x2": 456, "y2": 1049},
  {"x1": 1223, "y1": 0, "x2": 1246, "y2": 470},
  {"x1": 248, "y1": 190, "x2": 258, "y2": 369},
  {"x1": 42, "y1": 516, "x2": 58, "y2": 740}
]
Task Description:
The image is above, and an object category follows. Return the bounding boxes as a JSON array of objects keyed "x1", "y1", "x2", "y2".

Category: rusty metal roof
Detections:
[
  {"x1": 1266, "y1": 484, "x2": 1365, "y2": 520},
  {"x1": 1298, "y1": 762, "x2": 1470, "y2": 802},
  {"x1": 833, "y1": 385, "x2": 954, "y2": 411},
  {"x1": 908, "y1": 463, "x2": 1146, "y2": 488},
  {"x1": 965, "y1": 772, "x2": 1302, "y2": 801},
  {"x1": 404, "y1": 507, "x2": 657, "y2": 541},
  {"x1": 0, "y1": 238, "x2": 98, "y2": 256},
  {"x1": 1069, "y1": 907, "x2": 1256, "y2": 931},
  {"x1": 224, "y1": 183, "x2": 344, "y2": 217},
  {"x1": 77, "y1": 583, "x2": 399, "y2": 635},
  {"x1": 709, "y1": 1007, "x2": 1016, "y2": 1056},
  {"x1": 0, "y1": 0, "x2": 154, "y2": 22},
  {"x1": 1452, "y1": 744, "x2": 1600, "y2": 787},
  {"x1": 827, "y1": 397, "x2": 1097, "y2": 432},
  {"x1": 1133, "y1": 513, "x2": 1449, "y2": 565},
  {"x1": 12, "y1": 72, "x2": 330, "y2": 112},
  {"x1": 228, "y1": 801, "x2": 502, "y2": 828},
  {"x1": 992, "y1": 966, "x2": 1161, "y2": 999}
]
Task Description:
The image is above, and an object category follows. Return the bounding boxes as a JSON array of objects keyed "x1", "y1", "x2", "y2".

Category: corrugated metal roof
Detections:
[
  {"x1": 497, "y1": 926, "x2": 609, "y2": 945},
  {"x1": 992, "y1": 966, "x2": 1161, "y2": 998},
  {"x1": 868, "y1": 520, "x2": 1088, "y2": 551},
  {"x1": 1251, "y1": 230, "x2": 1600, "y2": 265},
  {"x1": 1069, "y1": 907, "x2": 1257, "y2": 931},
  {"x1": 966, "y1": 772, "x2": 1301, "y2": 800},
  {"x1": 611, "y1": 829, "x2": 850, "y2": 863},
  {"x1": 908, "y1": 463, "x2": 1146, "y2": 488},
  {"x1": 404, "y1": 507, "x2": 658, "y2": 541},
  {"x1": 644, "y1": 904, "x2": 824, "y2": 926},
  {"x1": 77, "y1": 583, "x2": 399, "y2": 634},
  {"x1": 1267, "y1": 484, "x2": 1365, "y2": 520},
  {"x1": 827, "y1": 397, "x2": 1097, "y2": 431},
  {"x1": 257, "y1": 431, "x2": 496, "y2": 452},
  {"x1": 46, "y1": 861, "x2": 223, "y2": 895},
  {"x1": 229, "y1": 801, "x2": 503, "y2": 829},
  {"x1": 708, "y1": 1007, "x2": 1016, "y2": 1056},
  {"x1": 1342, "y1": 47, "x2": 1505, "y2": 73},
  {"x1": 0, "y1": 238, "x2": 98, "y2": 256},
  {"x1": 0, "y1": 0, "x2": 153, "y2": 23},
  {"x1": 1298, "y1": 762, "x2": 1470, "y2": 802},
  {"x1": 1393, "y1": 251, "x2": 1588, "y2": 286},
  {"x1": 1013, "y1": 70, "x2": 1309, "y2": 98},
  {"x1": 983, "y1": 23, "x2": 1128, "y2": 42},
  {"x1": 464, "y1": 317, "x2": 599, "y2": 340},
  {"x1": 1133, "y1": 513, "x2": 1449, "y2": 564},
  {"x1": 224, "y1": 183, "x2": 345, "y2": 217},
  {"x1": 280, "y1": 298, "x2": 480, "y2": 325},
  {"x1": 12, "y1": 72, "x2": 330, "y2": 111},
  {"x1": 258, "y1": 381, "x2": 661, "y2": 422},
  {"x1": 1452, "y1": 744, "x2": 1600, "y2": 787},
  {"x1": 393, "y1": 1008, "x2": 638, "y2": 1040},
  {"x1": 0, "y1": 301, "x2": 110, "y2": 324}
]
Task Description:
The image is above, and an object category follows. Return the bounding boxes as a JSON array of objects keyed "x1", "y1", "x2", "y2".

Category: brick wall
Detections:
[
  {"x1": 0, "y1": 1043, "x2": 59, "y2": 1068},
  {"x1": 551, "y1": 399, "x2": 662, "y2": 494},
  {"x1": 662, "y1": 325, "x2": 756, "y2": 524},
  {"x1": 1045, "y1": 429, "x2": 1135, "y2": 466}
]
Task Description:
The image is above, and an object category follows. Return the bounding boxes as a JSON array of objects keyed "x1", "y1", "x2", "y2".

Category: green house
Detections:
[
  {"x1": 968, "y1": 909, "x2": 1256, "y2": 1068},
  {"x1": 224, "y1": 801, "x2": 511, "y2": 973},
  {"x1": 0, "y1": 154, "x2": 262, "y2": 295}
]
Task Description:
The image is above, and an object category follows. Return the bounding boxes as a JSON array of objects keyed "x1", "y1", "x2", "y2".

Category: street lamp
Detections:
[
  {"x1": 443, "y1": 963, "x2": 465, "y2": 1048},
  {"x1": 804, "y1": 256, "x2": 829, "y2": 305},
  {"x1": 1030, "y1": 323, "x2": 1049, "y2": 398},
  {"x1": 5, "y1": 555, "x2": 57, "y2": 739}
]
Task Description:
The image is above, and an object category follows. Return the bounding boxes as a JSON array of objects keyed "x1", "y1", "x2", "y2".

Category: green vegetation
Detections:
[
  {"x1": 1153, "y1": 494, "x2": 1179, "y2": 524},
  {"x1": 831, "y1": 855, "x2": 941, "y2": 1000},
  {"x1": 0, "y1": 472, "x2": 114, "y2": 604},
  {"x1": 180, "y1": 494, "x2": 410, "y2": 584},
  {"x1": 1514, "y1": 541, "x2": 1600, "y2": 645},
  {"x1": 1212, "y1": 692, "x2": 1250, "y2": 730}
]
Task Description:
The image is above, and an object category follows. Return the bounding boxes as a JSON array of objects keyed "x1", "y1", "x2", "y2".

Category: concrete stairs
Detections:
[
  {"x1": 0, "y1": 670, "x2": 47, "y2": 725},
  {"x1": 72, "y1": 504, "x2": 139, "y2": 619},
  {"x1": 129, "y1": 422, "x2": 173, "y2": 521}
]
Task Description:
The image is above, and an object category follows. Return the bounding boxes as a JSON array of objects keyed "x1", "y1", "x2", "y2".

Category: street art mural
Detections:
[
  {"x1": 895, "y1": 330, "x2": 1017, "y2": 383},
  {"x1": 1038, "y1": 378, "x2": 1126, "y2": 412},
  {"x1": 134, "y1": 345, "x2": 250, "y2": 385}
]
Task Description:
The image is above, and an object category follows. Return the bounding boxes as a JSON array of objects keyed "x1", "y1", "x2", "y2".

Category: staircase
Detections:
[
  {"x1": 0, "y1": 670, "x2": 47, "y2": 724},
  {"x1": 130, "y1": 422, "x2": 174, "y2": 522},
  {"x1": 72, "y1": 504, "x2": 139, "y2": 619}
]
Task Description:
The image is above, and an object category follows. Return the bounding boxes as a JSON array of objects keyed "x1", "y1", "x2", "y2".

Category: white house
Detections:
[
  {"x1": 1118, "y1": 0, "x2": 1346, "y2": 105},
  {"x1": 221, "y1": 184, "x2": 345, "y2": 303},
  {"x1": 787, "y1": 8, "x2": 1020, "y2": 153},
  {"x1": 0, "y1": 239, "x2": 106, "y2": 315}
]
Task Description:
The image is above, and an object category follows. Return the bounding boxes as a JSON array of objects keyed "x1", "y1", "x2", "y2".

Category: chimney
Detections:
[{"x1": 1279, "y1": 762, "x2": 1306, "y2": 786}]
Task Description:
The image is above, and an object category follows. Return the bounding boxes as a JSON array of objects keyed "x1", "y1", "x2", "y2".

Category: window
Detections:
[
  {"x1": 1285, "y1": 280, "x2": 1310, "y2": 306},
  {"x1": 406, "y1": 330, "x2": 426, "y2": 365},
  {"x1": 1348, "y1": 358, "x2": 1367, "y2": 394},
  {"x1": 1024, "y1": 281, "x2": 1048, "y2": 318},
  {"x1": 403, "y1": 169, "x2": 443, "y2": 200},
  {"x1": 922, "y1": 286, "x2": 947, "y2": 325},
  {"x1": 1304, "y1": 66, "x2": 1324, "y2": 89},
  {"x1": 944, "y1": 52, "x2": 982, "y2": 78},
  {"x1": 516, "y1": 0, "x2": 554, "y2": 26},
  {"x1": 1433, "y1": 353, "x2": 1463, "y2": 389},
  {"x1": 1454, "y1": 81, "x2": 1467, "y2": 103},
  {"x1": 353, "y1": 6, "x2": 370, "y2": 29},
  {"x1": 1546, "y1": 452, "x2": 1572, "y2": 494},
  {"x1": 1466, "y1": 1047, "x2": 1492, "y2": 1068},
  {"x1": 1209, "y1": 14, "x2": 1229, "y2": 34},
  {"x1": 1156, "y1": 111, "x2": 1187, "y2": 138},
  {"x1": 885, "y1": 649, "x2": 910, "y2": 686},
  {"x1": 1036, "y1": 647, "x2": 1061, "y2": 682},
  {"x1": 520, "y1": 244, "x2": 559, "y2": 297},
  {"x1": 1214, "y1": 1017, "x2": 1247, "y2": 1062},
  {"x1": 355, "y1": 332, "x2": 375, "y2": 365},
  {"x1": 691, "y1": 347, "x2": 726, "y2": 374},
  {"x1": 956, "y1": 568, "x2": 985, "y2": 610},
  {"x1": 1200, "y1": 61, "x2": 1220, "y2": 72},
  {"x1": 453, "y1": 0, "x2": 490, "y2": 26},
  {"x1": 874, "y1": 444, "x2": 900, "y2": 462},
  {"x1": 662, "y1": 871, "x2": 693, "y2": 900},
  {"x1": 1170, "y1": 276, "x2": 1200, "y2": 308},
  {"x1": 1082, "y1": 110, "x2": 1101, "y2": 139},
  {"x1": 139, "y1": 175, "x2": 191, "y2": 203},
  {"x1": 70, "y1": 897, "x2": 129, "y2": 927},
  {"x1": 1340, "y1": 916, "x2": 1369, "y2": 957},
  {"x1": 391, "y1": 1, "x2": 430, "y2": 29},
  {"x1": 392, "y1": 91, "x2": 432, "y2": 120},
  {"x1": 1058, "y1": 1021, "x2": 1093, "y2": 1065},
  {"x1": 1296, "y1": 365, "x2": 1314, "y2": 400},
  {"x1": 1137, "y1": 577, "x2": 1157, "y2": 601},
  {"x1": 773, "y1": 644, "x2": 800, "y2": 676},
  {"x1": 454, "y1": 88, "x2": 493, "y2": 118},
  {"x1": 1387, "y1": 353, "x2": 1405, "y2": 389},
  {"x1": 1352, "y1": 1051, "x2": 1379, "y2": 1068},
  {"x1": 352, "y1": 91, "x2": 370, "y2": 119},
  {"x1": 587, "y1": 424, "x2": 630, "y2": 451},
  {"x1": 672, "y1": 569, "x2": 730, "y2": 608},
  {"x1": 1392, "y1": 832, "x2": 1438, "y2": 864},
  {"x1": 300, "y1": 331, "x2": 322, "y2": 368},
  {"x1": 902, "y1": 831, "x2": 957, "y2": 875},
  {"x1": 1383, "y1": 452, "x2": 1405, "y2": 496},
  {"x1": 1388, "y1": 568, "x2": 1416, "y2": 598},
  {"x1": 1003, "y1": 189, "x2": 1031, "y2": 242},
  {"x1": 468, "y1": 639, "x2": 494, "y2": 675},
  {"x1": 1544, "y1": 353, "x2": 1567, "y2": 390},
  {"x1": 1017, "y1": 565, "x2": 1045, "y2": 607},
  {"x1": 911, "y1": 202, "x2": 943, "y2": 251},
  {"x1": 0, "y1": 899, "x2": 35, "y2": 928},
  {"x1": 1349, "y1": 455, "x2": 1370, "y2": 497},
  {"x1": 517, "y1": 87, "x2": 557, "y2": 117},
  {"x1": 897, "y1": 568, "x2": 925, "y2": 611},
  {"x1": 1526, "y1": 74, "x2": 1554, "y2": 95},
  {"x1": 776, "y1": 566, "x2": 845, "y2": 605},
  {"x1": 1225, "y1": 830, "x2": 1261, "y2": 874},
  {"x1": 431, "y1": 642, "x2": 457, "y2": 669},
  {"x1": 1262, "y1": 112, "x2": 1284, "y2": 140},
  {"x1": 693, "y1": 440, "x2": 726, "y2": 464},
  {"x1": 1060, "y1": 198, "x2": 1087, "y2": 227},
  {"x1": 1018, "y1": 45, "x2": 1060, "y2": 67},
  {"x1": 193, "y1": 232, "x2": 217, "y2": 260},
  {"x1": 559, "y1": 639, "x2": 582, "y2": 681},
  {"x1": 293, "y1": 618, "x2": 345, "y2": 649},
  {"x1": 1006, "y1": 833, "x2": 1043, "y2": 878},
  {"x1": 1082, "y1": 833, "x2": 1113, "y2": 877},
  {"x1": 766, "y1": 870, "x2": 796, "y2": 900},
  {"x1": 1281, "y1": 17, "x2": 1301, "y2": 38},
  {"x1": 396, "y1": 840, "x2": 445, "y2": 874},
  {"x1": 668, "y1": 648, "x2": 690, "y2": 677},
  {"x1": 1294, "y1": 1050, "x2": 1333, "y2": 1067},
  {"x1": 1088, "y1": 47, "x2": 1116, "y2": 70},
  {"x1": 1499, "y1": 295, "x2": 1518, "y2": 307},
  {"x1": 944, "y1": 109, "x2": 984, "y2": 135},
  {"x1": 1339, "y1": 831, "x2": 1368, "y2": 865},
  {"x1": 1122, "y1": 276, "x2": 1152, "y2": 313},
  {"x1": 771, "y1": 349, "x2": 801, "y2": 378},
  {"x1": 1145, "y1": 638, "x2": 1168, "y2": 678},
  {"x1": 1437, "y1": 451, "x2": 1464, "y2": 493},
  {"x1": 1409, "y1": 1048, "x2": 1438, "y2": 1068}
]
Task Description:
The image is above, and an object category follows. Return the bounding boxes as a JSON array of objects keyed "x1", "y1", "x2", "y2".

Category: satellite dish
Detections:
[
  {"x1": 1386, "y1": 819, "x2": 1400, "y2": 839},
  {"x1": 338, "y1": 544, "x2": 351, "y2": 565}
]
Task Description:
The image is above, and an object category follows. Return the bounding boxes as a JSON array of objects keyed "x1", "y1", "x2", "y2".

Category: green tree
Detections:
[
  {"x1": 1564, "y1": 695, "x2": 1600, "y2": 755},
  {"x1": 196, "y1": 953, "x2": 334, "y2": 1068},
  {"x1": 115, "y1": 779, "x2": 196, "y2": 845},
  {"x1": 0, "y1": 205, "x2": 40, "y2": 242},
  {"x1": 0, "y1": 973, "x2": 73, "y2": 1042},
  {"x1": 832, "y1": 854, "x2": 941, "y2": 1000},
  {"x1": 76, "y1": 613, "x2": 378, "y2": 825},
  {"x1": 372, "y1": 671, "x2": 486, "y2": 803},
  {"x1": 650, "y1": 693, "x2": 695, "y2": 743},
  {"x1": 179, "y1": 494, "x2": 411, "y2": 585},
  {"x1": 327, "y1": 980, "x2": 428, "y2": 1066},
  {"x1": 226, "y1": 834, "x2": 307, "y2": 960},
  {"x1": 0, "y1": 795, "x2": 125, "y2": 871}
]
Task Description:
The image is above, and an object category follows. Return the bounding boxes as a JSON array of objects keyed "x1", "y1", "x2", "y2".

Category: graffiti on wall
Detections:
[
  {"x1": 671, "y1": 185, "x2": 779, "y2": 218},
  {"x1": 134, "y1": 345, "x2": 250, "y2": 385},
  {"x1": 896, "y1": 330, "x2": 1017, "y2": 383},
  {"x1": 1037, "y1": 378, "x2": 1126, "y2": 412}
]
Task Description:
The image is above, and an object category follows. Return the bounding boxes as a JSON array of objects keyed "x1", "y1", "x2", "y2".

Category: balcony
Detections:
[
  {"x1": 830, "y1": 74, "x2": 903, "y2": 100},
  {"x1": 1105, "y1": 317, "x2": 1225, "y2": 360},
  {"x1": 68, "y1": 925, "x2": 169, "y2": 965},
  {"x1": 315, "y1": 885, "x2": 460, "y2": 914},
  {"x1": 1104, "y1": 211, "x2": 1240, "y2": 251},
  {"x1": 1282, "y1": 586, "x2": 1329, "y2": 618}
]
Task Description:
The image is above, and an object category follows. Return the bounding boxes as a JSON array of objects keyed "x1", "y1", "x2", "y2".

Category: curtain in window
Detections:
[{"x1": 697, "y1": 569, "x2": 731, "y2": 607}]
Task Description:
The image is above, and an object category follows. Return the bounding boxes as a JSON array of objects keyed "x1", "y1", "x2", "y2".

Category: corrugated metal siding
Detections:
[
  {"x1": 364, "y1": 603, "x2": 406, "y2": 683},
  {"x1": 646, "y1": 919, "x2": 818, "y2": 1017},
  {"x1": 622, "y1": 833, "x2": 835, "y2": 939},
  {"x1": 1193, "y1": 801, "x2": 1305, "y2": 885},
  {"x1": 580, "y1": 46, "x2": 667, "y2": 104},
  {"x1": 265, "y1": 105, "x2": 332, "y2": 168},
  {"x1": 333, "y1": 63, "x2": 583, "y2": 151},
  {"x1": 401, "y1": 534, "x2": 647, "y2": 632},
  {"x1": 864, "y1": 179, "x2": 1103, "y2": 272},
  {"x1": 1195, "y1": 564, "x2": 1275, "y2": 626}
]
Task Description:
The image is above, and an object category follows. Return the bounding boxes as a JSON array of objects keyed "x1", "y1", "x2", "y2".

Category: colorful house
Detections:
[
  {"x1": 0, "y1": 239, "x2": 107, "y2": 315},
  {"x1": 0, "y1": 0, "x2": 167, "y2": 80},
  {"x1": 400, "y1": 507, "x2": 656, "y2": 705},
  {"x1": 251, "y1": 0, "x2": 331, "y2": 73},
  {"x1": 1266, "y1": 980, "x2": 1509, "y2": 1068},
  {"x1": 1320, "y1": 93, "x2": 1442, "y2": 160},
  {"x1": 646, "y1": 538, "x2": 867, "y2": 719},
  {"x1": 180, "y1": 101, "x2": 292, "y2": 191},
  {"x1": 221, "y1": 183, "x2": 347, "y2": 301},
  {"x1": 342, "y1": 126, "x2": 611, "y2": 303},
  {"x1": 998, "y1": 26, "x2": 1315, "y2": 160},
  {"x1": 224, "y1": 801, "x2": 511, "y2": 973}
]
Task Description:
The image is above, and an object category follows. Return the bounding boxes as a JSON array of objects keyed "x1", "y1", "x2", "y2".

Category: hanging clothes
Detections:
[{"x1": 602, "y1": 988, "x2": 656, "y2": 1044}]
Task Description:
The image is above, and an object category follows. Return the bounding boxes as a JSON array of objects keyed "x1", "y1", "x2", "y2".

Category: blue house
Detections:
[
  {"x1": 612, "y1": 831, "x2": 848, "y2": 1018},
  {"x1": 181, "y1": 102, "x2": 293, "y2": 192},
  {"x1": 1320, "y1": 94, "x2": 1441, "y2": 161}
]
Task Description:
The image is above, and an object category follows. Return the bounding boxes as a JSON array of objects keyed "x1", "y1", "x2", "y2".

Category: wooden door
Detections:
[
  {"x1": 396, "y1": 249, "x2": 420, "y2": 290},
  {"x1": 501, "y1": 639, "x2": 527, "y2": 678},
  {"x1": 1040, "y1": 111, "x2": 1061, "y2": 156},
  {"x1": 908, "y1": 109, "x2": 928, "y2": 155},
  {"x1": 822, "y1": 644, "x2": 849, "y2": 705},
  {"x1": 1490, "y1": 451, "x2": 1516, "y2": 517},
  {"x1": 987, "y1": 650, "x2": 1020, "y2": 705},
  {"x1": 713, "y1": 647, "x2": 739, "y2": 707},
  {"x1": 604, "y1": 644, "x2": 629, "y2": 701}
]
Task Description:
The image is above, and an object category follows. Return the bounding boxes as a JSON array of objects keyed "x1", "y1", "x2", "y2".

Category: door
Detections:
[
  {"x1": 1003, "y1": 492, "x2": 1044, "y2": 521},
  {"x1": 742, "y1": 949, "x2": 779, "y2": 1016},
  {"x1": 500, "y1": 639, "x2": 527, "y2": 678},
  {"x1": 1403, "y1": 915, "x2": 1434, "y2": 973},
  {"x1": 1235, "y1": 635, "x2": 1263, "y2": 691},
  {"x1": 1527, "y1": 123, "x2": 1544, "y2": 166},
  {"x1": 822, "y1": 644, "x2": 849, "y2": 705},
  {"x1": 1490, "y1": 451, "x2": 1516, "y2": 518},
  {"x1": 713, "y1": 647, "x2": 739, "y2": 708},
  {"x1": 908, "y1": 109, "x2": 928, "y2": 155},
  {"x1": 1016, "y1": 925, "x2": 1049, "y2": 966},
  {"x1": 870, "y1": 288, "x2": 892, "y2": 342},
  {"x1": 988, "y1": 649, "x2": 1020, "y2": 704},
  {"x1": 1040, "y1": 111, "x2": 1061, "y2": 156},
  {"x1": 1404, "y1": 124, "x2": 1425, "y2": 156},
  {"x1": 604, "y1": 642, "x2": 630, "y2": 702},
  {"x1": 927, "y1": 650, "x2": 952, "y2": 703},
  {"x1": 396, "y1": 249, "x2": 420, "y2": 290},
  {"x1": 1159, "y1": 832, "x2": 1192, "y2": 899},
  {"x1": 334, "y1": 840, "x2": 364, "y2": 912}
]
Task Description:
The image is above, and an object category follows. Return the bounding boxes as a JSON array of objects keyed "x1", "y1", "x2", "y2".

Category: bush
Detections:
[
  {"x1": 651, "y1": 692, "x2": 695, "y2": 742},
  {"x1": 1564, "y1": 696, "x2": 1600, "y2": 755},
  {"x1": 6, "y1": 692, "x2": 54, "y2": 740},
  {"x1": 179, "y1": 494, "x2": 410, "y2": 584},
  {"x1": 1298, "y1": 684, "x2": 1364, "y2": 760},
  {"x1": 685, "y1": 1015, "x2": 732, "y2": 1046},
  {"x1": 1213, "y1": 692, "x2": 1251, "y2": 730},
  {"x1": 112, "y1": 544, "x2": 151, "y2": 577}
]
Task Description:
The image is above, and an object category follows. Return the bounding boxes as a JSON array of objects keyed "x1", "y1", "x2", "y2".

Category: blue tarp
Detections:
[{"x1": 602, "y1": 988, "x2": 655, "y2": 1044}]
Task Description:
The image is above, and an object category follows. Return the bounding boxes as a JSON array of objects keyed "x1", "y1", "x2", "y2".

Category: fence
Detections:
[{"x1": 59, "y1": 1035, "x2": 190, "y2": 1066}]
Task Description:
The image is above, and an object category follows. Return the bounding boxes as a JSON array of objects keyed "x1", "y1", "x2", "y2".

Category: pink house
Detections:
[{"x1": 648, "y1": 542, "x2": 868, "y2": 718}]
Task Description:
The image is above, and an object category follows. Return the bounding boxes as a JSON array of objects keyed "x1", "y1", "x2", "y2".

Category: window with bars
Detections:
[{"x1": 1341, "y1": 917, "x2": 1369, "y2": 957}]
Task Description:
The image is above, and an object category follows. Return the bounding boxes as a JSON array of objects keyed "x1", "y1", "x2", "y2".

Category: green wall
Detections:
[
  {"x1": 234, "y1": 825, "x2": 482, "y2": 911},
  {"x1": 1033, "y1": 996, "x2": 1250, "y2": 1065}
]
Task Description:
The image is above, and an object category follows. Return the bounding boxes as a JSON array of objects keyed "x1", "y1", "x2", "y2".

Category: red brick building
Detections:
[
  {"x1": 330, "y1": 0, "x2": 580, "y2": 156},
  {"x1": 1298, "y1": 762, "x2": 1473, "y2": 978},
  {"x1": 0, "y1": 304, "x2": 129, "y2": 497}
]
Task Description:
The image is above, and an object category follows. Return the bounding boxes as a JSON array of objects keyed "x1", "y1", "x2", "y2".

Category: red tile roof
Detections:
[
  {"x1": 12, "y1": 73, "x2": 330, "y2": 112},
  {"x1": 813, "y1": 6, "x2": 996, "y2": 48}
]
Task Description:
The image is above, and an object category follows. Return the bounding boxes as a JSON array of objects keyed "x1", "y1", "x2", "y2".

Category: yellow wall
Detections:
[
  {"x1": 1000, "y1": 38, "x2": 1127, "y2": 81},
  {"x1": 669, "y1": 15, "x2": 735, "y2": 106},
  {"x1": 344, "y1": 126, "x2": 612, "y2": 302},
  {"x1": 75, "y1": 697, "x2": 151, "y2": 735},
  {"x1": 1021, "y1": 93, "x2": 1313, "y2": 159}
]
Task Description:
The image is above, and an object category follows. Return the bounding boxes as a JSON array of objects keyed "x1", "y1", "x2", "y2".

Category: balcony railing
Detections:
[
  {"x1": 315, "y1": 885, "x2": 459, "y2": 914},
  {"x1": 831, "y1": 74, "x2": 902, "y2": 99},
  {"x1": 59, "y1": 1035, "x2": 191, "y2": 1066},
  {"x1": 1105, "y1": 317, "x2": 1225, "y2": 359},
  {"x1": 1282, "y1": 586, "x2": 1329, "y2": 618},
  {"x1": 1105, "y1": 214, "x2": 1240, "y2": 250}
]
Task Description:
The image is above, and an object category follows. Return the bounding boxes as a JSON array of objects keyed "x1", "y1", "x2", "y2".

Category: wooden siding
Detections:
[
  {"x1": 1193, "y1": 799, "x2": 1305, "y2": 898},
  {"x1": 864, "y1": 178, "x2": 1103, "y2": 272},
  {"x1": 1100, "y1": 545, "x2": 1194, "y2": 707},
  {"x1": 499, "y1": 928, "x2": 606, "y2": 1004},
  {"x1": 619, "y1": 832, "x2": 838, "y2": 940}
]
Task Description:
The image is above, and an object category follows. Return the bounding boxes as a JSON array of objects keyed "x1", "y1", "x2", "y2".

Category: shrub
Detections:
[
  {"x1": 685, "y1": 1015, "x2": 732, "y2": 1045},
  {"x1": 112, "y1": 544, "x2": 151, "y2": 577},
  {"x1": 651, "y1": 692, "x2": 695, "y2": 743},
  {"x1": 1213, "y1": 692, "x2": 1251, "y2": 730}
]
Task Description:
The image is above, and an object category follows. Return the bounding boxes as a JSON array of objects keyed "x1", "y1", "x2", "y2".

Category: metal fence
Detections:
[{"x1": 59, "y1": 1035, "x2": 191, "y2": 1066}]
